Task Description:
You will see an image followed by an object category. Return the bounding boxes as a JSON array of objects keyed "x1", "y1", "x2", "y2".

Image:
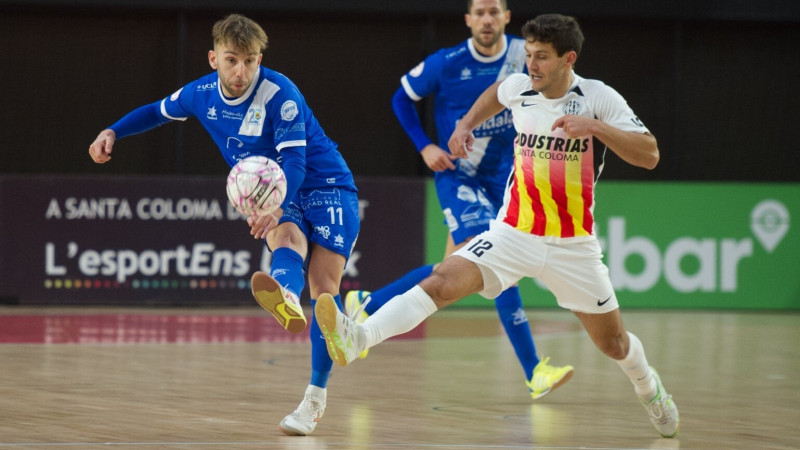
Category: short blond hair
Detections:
[{"x1": 212, "y1": 14, "x2": 268, "y2": 53}]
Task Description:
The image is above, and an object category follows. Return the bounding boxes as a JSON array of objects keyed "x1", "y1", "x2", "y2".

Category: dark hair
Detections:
[
  {"x1": 521, "y1": 14, "x2": 584, "y2": 57},
  {"x1": 467, "y1": 0, "x2": 508, "y2": 12}
]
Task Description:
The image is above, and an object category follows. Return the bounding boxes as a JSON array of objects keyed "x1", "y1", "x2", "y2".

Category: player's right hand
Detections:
[
  {"x1": 420, "y1": 144, "x2": 458, "y2": 172},
  {"x1": 248, "y1": 208, "x2": 283, "y2": 240},
  {"x1": 89, "y1": 129, "x2": 116, "y2": 164},
  {"x1": 447, "y1": 126, "x2": 474, "y2": 159}
]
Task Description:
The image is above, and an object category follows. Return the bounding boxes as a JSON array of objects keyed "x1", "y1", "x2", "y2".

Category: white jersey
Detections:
[{"x1": 495, "y1": 72, "x2": 649, "y2": 242}]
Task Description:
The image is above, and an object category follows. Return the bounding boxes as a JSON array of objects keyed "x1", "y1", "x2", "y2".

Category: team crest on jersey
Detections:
[
  {"x1": 563, "y1": 99, "x2": 582, "y2": 115},
  {"x1": 280, "y1": 100, "x2": 298, "y2": 121},
  {"x1": 207, "y1": 106, "x2": 217, "y2": 120},
  {"x1": 409, "y1": 62, "x2": 425, "y2": 77},
  {"x1": 247, "y1": 107, "x2": 263, "y2": 125},
  {"x1": 460, "y1": 67, "x2": 472, "y2": 80}
]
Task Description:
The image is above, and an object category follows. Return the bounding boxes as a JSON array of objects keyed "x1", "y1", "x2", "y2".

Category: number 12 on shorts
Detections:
[{"x1": 467, "y1": 239, "x2": 493, "y2": 257}]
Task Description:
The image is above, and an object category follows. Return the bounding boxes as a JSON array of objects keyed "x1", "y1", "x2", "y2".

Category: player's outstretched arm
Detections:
[{"x1": 89, "y1": 129, "x2": 116, "y2": 164}]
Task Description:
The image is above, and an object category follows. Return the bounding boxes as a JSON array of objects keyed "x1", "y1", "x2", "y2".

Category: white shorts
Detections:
[{"x1": 452, "y1": 220, "x2": 619, "y2": 314}]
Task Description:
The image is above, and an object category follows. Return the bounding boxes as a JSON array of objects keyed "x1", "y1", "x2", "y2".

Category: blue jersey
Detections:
[
  {"x1": 400, "y1": 34, "x2": 526, "y2": 181},
  {"x1": 161, "y1": 66, "x2": 356, "y2": 193}
]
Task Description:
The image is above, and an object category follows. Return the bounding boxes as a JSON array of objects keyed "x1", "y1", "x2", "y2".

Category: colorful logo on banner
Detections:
[{"x1": 0, "y1": 176, "x2": 424, "y2": 305}]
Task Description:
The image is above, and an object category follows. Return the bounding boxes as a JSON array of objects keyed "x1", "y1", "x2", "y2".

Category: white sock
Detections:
[
  {"x1": 305, "y1": 385, "x2": 326, "y2": 403},
  {"x1": 361, "y1": 285, "x2": 438, "y2": 349},
  {"x1": 616, "y1": 331, "x2": 657, "y2": 399}
]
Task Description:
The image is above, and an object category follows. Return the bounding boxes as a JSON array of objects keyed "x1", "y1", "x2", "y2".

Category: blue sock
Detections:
[
  {"x1": 364, "y1": 264, "x2": 434, "y2": 315},
  {"x1": 269, "y1": 248, "x2": 305, "y2": 296},
  {"x1": 310, "y1": 294, "x2": 344, "y2": 388},
  {"x1": 495, "y1": 286, "x2": 539, "y2": 379}
]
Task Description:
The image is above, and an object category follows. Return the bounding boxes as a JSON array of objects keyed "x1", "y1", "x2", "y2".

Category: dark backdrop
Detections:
[{"x1": 2, "y1": 0, "x2": 798, "y2": 181}]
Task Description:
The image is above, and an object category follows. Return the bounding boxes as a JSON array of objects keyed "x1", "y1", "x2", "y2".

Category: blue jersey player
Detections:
[
  {"x1": 343, "y1": 0, "x2": 573, "y2": 399},
  {"x1": 89, "y1": 14, "x2": 356, "y2": 437}
]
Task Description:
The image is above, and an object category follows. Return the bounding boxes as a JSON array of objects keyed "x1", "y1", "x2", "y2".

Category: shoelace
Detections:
[
  {"x1": 647, "y1": 394, "x2": 673, "y2": 422},
  {"x1": 348, "y1": 295, "x2": 371, "y2": 321},
  {"x1": 294, "y1": 396, "x2": 324, "y2": 421}
]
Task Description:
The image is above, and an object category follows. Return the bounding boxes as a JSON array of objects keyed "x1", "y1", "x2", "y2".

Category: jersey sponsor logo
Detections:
[
  {"x1": 315, "y1": 225, "x2": 331, "y2": 239},
  {"x1": 207, "y1": 106, "x2": 218, "y2": 120},
  {"x1": 631, "y1": 116, "x2": 645, "y2": 127},
  {"x1": 473, "y1": 109, "x2": 514, "y2": 136},
  {"x1": 196, "y1": 82, "x2": 216, "y2": 91},
  {"x1": 221, "y1": 110, "x2": 244, "y2": 120},
  {"x1": 444, "y1": 47, "x2": 467, "y2": 60},
  {"x1": 280, "y1": 100, "x2": 298, "y2": 121},
  {"x1": 516, "y1": 133, "x2": 589, "y2": 153},
  {"x1": 521, "y1": 101, "x2": 537, "y2": 107},
  {"x1": 409, "y1": 61, "x2": 425, "y2": 77}
]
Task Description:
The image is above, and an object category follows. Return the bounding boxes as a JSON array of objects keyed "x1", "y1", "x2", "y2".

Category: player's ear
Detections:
[
  {"x1": 208, "y1": 50, "x2": 218, "y2": 70},
  {"x1": 257, "y1": 53, "x2": 263, "y2": 65},
  {"x1": 565, "y1": 50, "x2": 577, "y2": 67}
]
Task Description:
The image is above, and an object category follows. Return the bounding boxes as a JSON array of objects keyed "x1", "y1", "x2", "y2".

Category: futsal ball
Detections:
[{"x1": 226, "y1": 156, "x2": 287, "y2": 216}]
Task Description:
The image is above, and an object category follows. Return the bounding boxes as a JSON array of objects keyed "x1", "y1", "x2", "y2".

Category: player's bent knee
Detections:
[
  {"x1": 594, "y1": 335, "x2": 628, "y2": 360},
  {"x1": 421, "y1": 271, "x2": 475, "y2": 308}
]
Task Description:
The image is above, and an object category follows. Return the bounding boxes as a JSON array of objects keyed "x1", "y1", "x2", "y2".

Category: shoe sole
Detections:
[
  {"x1": 251, "y1": 271, "x2": 307, "y2": 334},
  {"x1": 315, "y1": 293, "x2": 349, "y2": 367},
  {"x1": 278, "y1": 422, "x2": 309, "y2": 436},
  {"x1": 531, "y1": 367, "x2": 574, "y2": 400}
]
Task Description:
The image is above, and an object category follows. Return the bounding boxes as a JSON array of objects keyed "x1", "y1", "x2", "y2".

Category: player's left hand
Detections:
[{"x1": 248, "y1": 208, "x2": 283, "y2": 240}]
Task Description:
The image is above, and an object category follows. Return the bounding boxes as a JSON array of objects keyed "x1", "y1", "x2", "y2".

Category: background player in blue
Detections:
[
  {"x1": 344, "y1": 0, "x2": 573, "y2": 399},
  {"x1": 88, "y1": 14, "x2": 358, "y2": 436}
]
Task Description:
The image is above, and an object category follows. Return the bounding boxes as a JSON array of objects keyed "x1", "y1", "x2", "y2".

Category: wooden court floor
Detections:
[{"x1": 0, "y1": 306, "x2": 798, "y2": 449}]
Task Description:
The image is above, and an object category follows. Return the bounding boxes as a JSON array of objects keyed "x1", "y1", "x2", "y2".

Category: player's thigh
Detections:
[
  {"x1": 434, "y1": 173, "x2": 496, "y2": 246},
  {"x1": 451, "y1": 221, "x2": 544, "y2": 299},
  {"x1": 537, "y1": 240, "x2": 619, "y2": 314},
  {"x1": 301, "y1": 188, "x2": 360, "y2": 291}
]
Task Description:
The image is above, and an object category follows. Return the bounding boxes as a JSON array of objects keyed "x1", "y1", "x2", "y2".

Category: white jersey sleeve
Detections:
[{"x1": 578, "y1": 79, "x2": 650, "y2": 134}]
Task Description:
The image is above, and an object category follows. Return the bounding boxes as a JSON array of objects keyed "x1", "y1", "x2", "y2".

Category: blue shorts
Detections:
[
  {"x1": 279, "y1": 187, "x2": 360, "y2": 260},
  {"x1": 434, "y1": 170, "x2": 507, "y2": 246}
]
